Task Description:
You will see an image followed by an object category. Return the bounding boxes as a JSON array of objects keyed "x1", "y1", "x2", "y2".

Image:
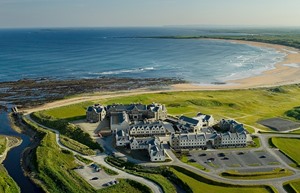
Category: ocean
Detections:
[{"x1": 0, "y1": 27, "x2": 285, "y2": 84}]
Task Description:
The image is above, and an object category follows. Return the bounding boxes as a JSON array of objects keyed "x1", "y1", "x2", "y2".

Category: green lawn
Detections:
[
  {"x1": 35, "y1": 132, "x2": 95, "y2": 193},
  {"x1": 284, "y1": 180, "x2": 300, "y2": 193},
  {"x1": 0, "y1": 136, "x2": 7, "y2": 155},
  {"x1": 0, "y1": 165, "x2": 20, "y2": 193},
  {"x1": 60, "y1": 135, "x2": 95, "y2": 155},
  {"x1": 30, "y1": 112, "x2": 102, "y2": 152},
  {"x1": 171, "y1": 166, "x2": 274, "y2": 193},
  {"x1": 136, "y1": 173, "x2": 177, "y2": 193},
  {"x1": 271, "y1": 138, "x2": 300, "y2": 167},
  {"x1": 74, "y1": 154, "x2": 93, "y2": 165},
  {"x1": 221, "y1": 168, "x2": 293, "y2": 180},
  {"x1": 42, "y1": 85, "x2": 300, "y2": 132},
  {"x1": 97, "y1": 179, "x2": 151, "y2": 193},
  {"x1": 252, "y1": 137, "x2": 261, "y2": 148},
  {"x1": 42, "y1": 102, "x2": 93, "y2": 121}
]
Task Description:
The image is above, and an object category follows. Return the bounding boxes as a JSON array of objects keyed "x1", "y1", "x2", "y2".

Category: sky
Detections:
[{"x1": 0, "y1": 0, "x2": 300, "y2": 28}]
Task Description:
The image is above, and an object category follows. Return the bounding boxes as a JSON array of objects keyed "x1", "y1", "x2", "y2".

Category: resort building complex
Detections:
[{"x1": 87, "y1": 103, "x2": 252, "y2": 162}]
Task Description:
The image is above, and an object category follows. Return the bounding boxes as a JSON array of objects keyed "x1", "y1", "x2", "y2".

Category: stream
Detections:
[{"x1": 0, "y1": 107, "x2": 43, "y2": 193}]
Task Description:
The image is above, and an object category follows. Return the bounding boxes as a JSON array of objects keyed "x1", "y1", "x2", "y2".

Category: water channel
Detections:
[{"x1": 0, "y1": 106, "x2": 43, "y2": 193}]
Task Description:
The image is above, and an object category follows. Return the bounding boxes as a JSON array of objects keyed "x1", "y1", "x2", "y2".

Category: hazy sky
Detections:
[{"x1": 1, "y1": 0, "x2": 300, "y2": 28}]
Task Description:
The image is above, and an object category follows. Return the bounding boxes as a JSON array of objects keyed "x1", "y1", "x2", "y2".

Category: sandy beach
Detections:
[
  {"x1": 22, "y1": 40, "x2": 300, "y2": 113},
  {"x1": 172, "y1": 40, "x2": 300, "y2": 90}
]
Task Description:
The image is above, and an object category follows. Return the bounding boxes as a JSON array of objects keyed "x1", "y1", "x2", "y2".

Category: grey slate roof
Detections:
[
  {"x1": 111, "y1": 112, "x2": 128, "y2": 124},
  {"x1": 116, "y1": 130, "x2": 129, "y2": 141},
  {"x1": 87, "y1": 105, "x2": 104, "y2": 113},
  {"x1": 107, "y1": 104, "x2": 147, "y2": 111},
  {"x1": 179, "y1": 116, "x2": 199, "y2": 125},
  {"x1": 149, "y1": 143, "x2": 165, "y2": 157},
  {"x1": 129, "y1": 121, "x2": 175, "y2": 133},
  {"x1": 178, "y1": 133, "x2": 206, "y2": 141}
]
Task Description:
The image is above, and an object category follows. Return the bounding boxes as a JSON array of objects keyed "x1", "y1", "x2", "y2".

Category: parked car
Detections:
[
  {"x1": 259, "y1": 155, "x2": 266, "y2": 158},
  {"x1": 199, "y1": 153, "x2": 207, "y2": 157},
  {"x1": 218, "y1": 153, "x2": 225, "y2": 157},
  {"x1": 90, "y1": 177, "x2": 99, "y2": 180},
  {"x1": 237, "y1": 152, "x2": 244, "y2": 155}
]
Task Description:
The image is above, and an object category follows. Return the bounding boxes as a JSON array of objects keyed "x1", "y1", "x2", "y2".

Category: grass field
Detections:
[
  {"x1": 284, "y1": 180, "x2": 300, "y2": 193},
  {"x1": 41, "y1": 85, "x2": 300, "y2": 133},
  {"x1": 252, "y1": 136, "x2": 261, "y2": 148},
  {"x1": 221, "y1": 168, "x2": 293, "y2": 180},
  {"x1": 136, "y1": 173, "x2": 177, "y2": 193},
  {"x1": 171, "y1": 166, "x2": 275, "y2": 193},
  {"x1": 97, "y1": 179, "x2": 151, "y2": 193},
  {"x1": 35, "y1": 132, "x2": 96, "y2": 193},
  {"x1": 0, "y1": 136, "x2": 7, "y2": 155},
  {"x1": 42, "y1": 102, "x2": 93, "y2": 121},
  {"x1": 271, "y1": 137, "x2": 300, "y2": 167},
  {"x1": 0, "y1": 165, "x2": 20, "y2": 193},
  {"x1": 31, "y1": 112, "x2": 102, "y2": 152},
  {"x1": 60, "y1": 135, "x2": 95, "y2": 155},
  {"x1": 74, "y1": 154, "x2": 93, "y2": 165}
]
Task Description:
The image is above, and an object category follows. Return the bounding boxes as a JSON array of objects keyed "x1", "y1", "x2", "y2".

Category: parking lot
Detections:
[
  {"x1": 74, "y1": 164, "x2": 118, "y2": 189},
  {"x1": 188, "y1": 149, "x2": 284, "y2": 172},
  {"x1": 258, "y1": 118, "x2": 300, "y2": 131}
]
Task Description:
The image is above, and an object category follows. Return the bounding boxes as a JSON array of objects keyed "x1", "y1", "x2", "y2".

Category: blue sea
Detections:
[{"x1": 0, "y1": 27, "x2": 285, "y2": 84}]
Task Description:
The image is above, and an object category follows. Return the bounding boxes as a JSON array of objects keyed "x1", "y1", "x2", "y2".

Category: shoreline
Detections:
[
  {"x1": 0, "y1": 135, "x2": 22, "y2": 164},
  {"x1": 15, "y1": 39, "x2": 300, "y2": 113},
  {"x1": 171, "y1": 39, "x2": 300, "y2": 90}
]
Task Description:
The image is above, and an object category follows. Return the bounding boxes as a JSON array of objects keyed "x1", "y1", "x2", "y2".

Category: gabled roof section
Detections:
[{"x1": 179, "y1": 116, "x2": 199, "y2": 125}]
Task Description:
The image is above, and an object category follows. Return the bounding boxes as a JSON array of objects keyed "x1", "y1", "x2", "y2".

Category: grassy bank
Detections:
[
  {"x1": 22, "y1": 118, "x2": 151, "y2": 193},
  {"x1": 0, "y1": 135, "x2": 21, "y2": 193},
  {"x1": 171, "y1": 166, "x2": 276, "y2": 193},
  {"x1": 221, "y1": 168, "x2": 293, "y2": 180},
  {"x1": 97, "y1": 179, "x2": 151, "y2": 193},
  {"x1": 0, "y1": 136, "x2": 6, "y2": 155},
  {"x1": 35, "y1": 132, "x2": 95, "y2": 193},
  {"x1": 41, "y1": 85, "x2": 300, "y2": 132},
  {"x1": 0, "y1": 165, "x2": 20, "y2": 193},
  {"x1": 60, "y1": 136, "x2": 95, "y2": 155},
  {"x1": 271, "y1": 137, "x2": 300, "y2": 167},
  {"x1": 30, "y1": 112, "x2": 102, "y2": 152}
]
